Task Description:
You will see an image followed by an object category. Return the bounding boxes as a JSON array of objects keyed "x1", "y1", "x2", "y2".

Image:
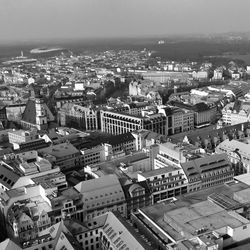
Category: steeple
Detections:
[{"x1": 35, "y1": 95, "x2": 48, "y2": 130}]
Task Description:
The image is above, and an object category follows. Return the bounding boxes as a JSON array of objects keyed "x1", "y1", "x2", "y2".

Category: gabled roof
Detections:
[
  {"x1": 21, "y1": 99, "x2": 36, "y2": 125},
  {"x1": 169, "y1": 122, "x2": 250, "y2": 145},
  {"x1": 122, "y1": 181, "x2": 151, "y2": 200},
  {"x1": 0, "y1": 163, "x2": 21, "y2": 189},
  {"x1": 75, "y1": 174, "x2": 121, "y2": 193},
  {"x1": 103, "y1": 212, "x2": 154, "y2": 250},
  {"x1": 0, "y1": 239, "x2": 21, "y2": 250}
]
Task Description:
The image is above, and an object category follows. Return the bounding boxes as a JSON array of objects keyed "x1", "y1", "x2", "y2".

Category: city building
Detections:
[
  {"x1": 221, "y1": 102, "x2": 250, "y2": 126},
  {"x1": 100, "y1": 110, "x2": 167, "y2": 135},
  {"x1": 8, "y1": 129, "x2": 38, "y2": 149},
  {"x1": 58, "y1": 103, "x2": 99, "y2": 131},
  {"x1": 0, "y1": 106, "x2": 8, "y2": 128},
  {"x1": 158, "y1": 106, "x2": 194, "y2": 135},
  {"x1": 192, "y1": 70, "x2": 208, "y2": 80},
  {"x1": 138, "y1": 166, "x2": 188, "y2": 204},
  {"x1": 216, "y1": 139, "x2": 250, "y2": 174},
  {"x1": 100, "y1": 211, "x2": 154, "y2": 250},
  {"x1": 131, "y1": 129, "x2": 165, "y2": 151},
  {"x1": 0, "y1": 162, "x2": 21, "y2": 193},
  {"x1": 132, "y1": 193, "x2": 250, "y2": 249},
  {"x1": 169, "y1": 101, "x2": 217, "y2": 128},
  {"x1": 75, "y1": 174, "x2": 127, "y2": 221},
  {"x1": 38, "y1": 142, "x2": 83, "y2": 171},
  {"x1": 181, "y1": 153, "x2": 234, "y2": 192},
  {"x1": 21, "y1": 95, "x2": 55, "y2": 131},
  {"x1": 121, "y1": 180, "x2": 152, "y2": 217},
  {"x1": 213, "y1": 67, "x2": 224, "y2": 80}
]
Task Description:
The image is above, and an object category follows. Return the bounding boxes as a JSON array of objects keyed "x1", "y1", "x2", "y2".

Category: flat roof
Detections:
[
  {"x1": 160, "y1": 201, "x2": 248, "y2": 241},
  {"x1": 140, "y1": 181, "x2": 248, "y2": 222},
  {"x1": 234, "y1": 173, "x2": 250, "y2": 186},
  {"x1": 139, "y1": 166, "x2": 179, "y2": 178},
  {"x1": 217, "y1": 139, "x2": 250, "y2": 156}
]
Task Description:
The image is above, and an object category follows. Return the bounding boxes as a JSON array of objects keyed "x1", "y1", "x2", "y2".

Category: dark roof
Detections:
[
  {"x1": 121, "y1": 180, "x2": 151, "y2": 200},
  {"x1": 0, "y1": 148, "x2": 13, "y2": 158},
  {"x1": 169, "y1": 122, "x2": 250, "y2": 146},
  {"x1": 192, "y1": 102, "x2": 210, "y2": 112},
  {"x1": 72, "y1": 132, "x2": 135, "y2": 150},
  {"x1": 129, "y1": 102, "x2": 148, "y2": 109},
  {"x1": 15, "y1": 139, "x2": 50, "y2": 153},
  {"x1": 163, "y1": 107, "x2": 173, "y2": 116},
  {"x1": 21, "y1": 99, "x2": 36, "y2": 125},
  {"x1": 0, "y1": 163, "x2": 21, "y2": 189},
  {"x1": 169, "y1": 101, "x2": 211, "y2": 113},
  {"x1": 231, "y1": 84, "x2": 250, "y2": 98},
  {"x1": 111, "y1": 211, "x2": 155, "y2": 250},
  {"x1": 105, "y1": 132, "x2": 135, "y2": 146}
]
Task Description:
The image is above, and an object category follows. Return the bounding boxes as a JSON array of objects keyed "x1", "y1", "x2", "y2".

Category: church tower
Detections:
[{"x1": 35, "y1": 90, "x2": 48, "y2": 130}]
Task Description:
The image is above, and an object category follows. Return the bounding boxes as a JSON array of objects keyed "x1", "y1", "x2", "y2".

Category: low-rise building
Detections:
[
  {"x1": 138, "y1": 166, "x2": 188, "y2": 204},
  {"x1": 8, "y1": 129, "x2": 38, "y2": 146},
  {"x1": 38, "y1": 142, "x2": 83, "y2": 171},
  {"x1": 100, "y1": 211, "x2": 154, "y2": 250},
  {"x1": 58, "y1": 103, "x2": 99, "y2": 131},
  {"x1": 132, "y1": 198, "x2": 250, "y2": 249},
  {"x1": 181, "y1": 153, "x2": 234, "y2": 192},
  {"x1": 75, "y1": 174, "x2": 127, "y2": 221},
  {"x1": 131, "y1": 129, "x2": 165, "y2": 151},
  {"x1": 216, "y1": 139, "x2": 250, "y2": 174},
  {"x1": 121, "y1": 180, "x2": 152, "y2": 217}
]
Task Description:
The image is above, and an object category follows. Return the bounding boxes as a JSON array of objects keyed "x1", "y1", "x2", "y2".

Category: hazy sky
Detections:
[{"x1": 1, "y1": 0, "x2": 250, "y2": 42}]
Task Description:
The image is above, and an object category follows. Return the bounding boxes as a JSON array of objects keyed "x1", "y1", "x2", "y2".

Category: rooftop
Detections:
[
  {"x1": 38, "y1": 142, "x2": 79, "y2": 158},
  {"x1": 139, "y1": 166, "x2": 179, "y2": 178},
  {"x1": 75, "y1": 174, "x2": 121, "y2": 193},
  {"x1": 161, "y1": 200, "x2": 248, "y2": 241},
  {"x1": 140, "y1": 181, "x2": 248, "y2": 222},
  {"x1": 216, "y1": 139, "x2": 250, "y2": 155},
  {"x1": 21, "y1": 99, "x2": 36, "y2": 125}
]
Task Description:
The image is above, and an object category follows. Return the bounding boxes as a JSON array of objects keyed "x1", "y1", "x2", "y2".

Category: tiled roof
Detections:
[
  {"x1": 169, "y1": 122, "x2": 250, "y2": 145},
  {"x1": 21, "y1": 99, "x2": 36, "y2": 125},
  {"x1": 0, "y1": 163, "x2": 21, "y2": 189}
]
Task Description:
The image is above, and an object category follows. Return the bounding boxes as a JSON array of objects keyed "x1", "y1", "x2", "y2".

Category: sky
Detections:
[{"x1": 1, "y1": 0, "x2": 250, "y2": 43}]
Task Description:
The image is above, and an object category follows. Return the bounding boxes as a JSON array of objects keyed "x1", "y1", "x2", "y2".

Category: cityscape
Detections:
[{"x1": 1, "y1": 1, "x2": 250, "y2": 250}]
